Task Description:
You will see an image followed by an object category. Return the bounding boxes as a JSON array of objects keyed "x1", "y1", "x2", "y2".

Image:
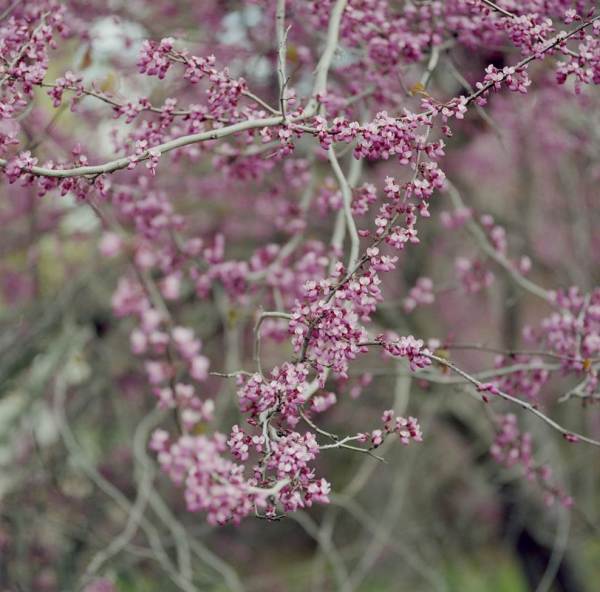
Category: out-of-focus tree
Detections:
[{"x1": 1, "y1": 1, "x2": 600, "y2": 590}]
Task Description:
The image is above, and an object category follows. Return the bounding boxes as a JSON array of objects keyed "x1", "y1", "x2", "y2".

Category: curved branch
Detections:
[
  {"x1": 328, "y1": 146, "x2": 359, "y2": 269},
  {"x1": 306, "y1": 0, "x2": 348, "y2": 114},
  {"x1": 445, "y1": 180, "x2": 553, "y2": 303}
]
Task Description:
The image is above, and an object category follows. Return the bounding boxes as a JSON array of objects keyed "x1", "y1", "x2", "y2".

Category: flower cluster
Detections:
[
  {"x1": 556, "y1": 20, "x2": 600, "y2": 92},
  {"x1": 381, "y1": 409, "x2": 423, "y2": 445},
  {"x1": 3, "y1": 0, "x2": 600, "y2": 534},
  {"x1": 476, "y1": 65, "x2": 532, "y2": 103},
  {"x1": 150, "y1": 430, "x2": 268, "y2": 525},
  {"x1": 267, "y1": 432, "x2": 330, "y2": 512},
  {"x1": 491, "y1": 414, "x2": 573, "y2": 508},
  {"x1": 529, "y1": 287, "x2": 600, "y2": 367},
  {"x1": 455, "y1": 257, "x2": 495, "y2": 293},
  {"x1": 378, "y1": 334, "x2": 432, "y2": 371},
  {"x1": 356, "y1": 409, "x2": 422, "y2": 449},
  {"x1": 499, "y1": 13, "x2": 554, "y2": 55},
  {"x1": 403, "y1": 277, "x2": 435, "y2": 312},
  {"x1": 238, "y1": 363, "x2": 310, "y2": 426},
  {"x1": 47, "y1": 70, "x2": 83, "y2": 108},
  {"x1": 491, "y1": 355, "x2": 550, "y2": 403},
  {"x1": 138, "y1": 39, "x2": 247, "y2": 119}
]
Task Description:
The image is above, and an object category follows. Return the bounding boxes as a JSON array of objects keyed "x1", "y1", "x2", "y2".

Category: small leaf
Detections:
[
  {"x1": 99, "y1": 72, "x2": 119, "y2": 93},
  {"x1": 286, "y1": 44, "x2": 299, "y2": 64},
  {"x1": 409, "y1": 82, "x2": 427, "y2": 96},
  {"x1": 79, "y1": 45, "x2": 93, "y2": 70},
  {"x1": 433, "y1": 348, "x2": 450, "y2": 360}
]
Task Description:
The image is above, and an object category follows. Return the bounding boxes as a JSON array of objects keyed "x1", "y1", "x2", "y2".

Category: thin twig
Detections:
[
  {"x1": 426, "y1": 353, "x2": 600, "y2": 447},
  {"x1": 82, "y1": 408, "x2": 164, "y2": 583},
  {"x1": 479, "y1": 0, "x2": 515, "y2": 18}
]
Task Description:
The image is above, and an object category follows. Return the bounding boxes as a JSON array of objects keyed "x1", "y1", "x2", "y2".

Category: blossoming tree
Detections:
[{"x1": 1, "y1": 0, "x2": 600, "y2": 590}]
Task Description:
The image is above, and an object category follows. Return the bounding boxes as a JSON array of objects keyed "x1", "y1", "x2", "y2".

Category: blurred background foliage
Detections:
[{"x1": 1, "y1": 1, "x2": 600, "y2": 591}]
